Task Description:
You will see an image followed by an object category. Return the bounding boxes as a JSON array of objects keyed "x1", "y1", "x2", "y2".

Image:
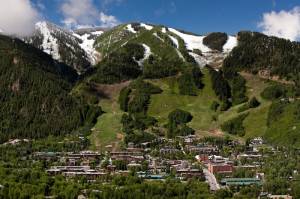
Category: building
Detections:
[
  {"x1": 46, "y1": 166, "x2": 107, "y2": 180},
  {"x1": 220, "y1": 178, "x2": 262, "y2": 186},
  {"x1": 208, "y1": 163, "x2": 233, "y2": 174},
  {"x1": 176, "y1": 169, "x2": 204, "y2": 179},
  {"x1": 267, "y1": 195, "x2": 293, "y2": 199},
  {"x1": 195, "y1": 154, "x2": 209, "y2": 163},
  {"x1": 185, "y1": 145, "x2": 218, "y2": 154}
]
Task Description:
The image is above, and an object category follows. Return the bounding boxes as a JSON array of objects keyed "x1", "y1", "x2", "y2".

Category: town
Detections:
[{"x1": 10, "y1": 135, "x2": 292, "y2": 199}]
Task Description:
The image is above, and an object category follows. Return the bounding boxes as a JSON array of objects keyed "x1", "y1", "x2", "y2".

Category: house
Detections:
[
  {"x1": 176, "y1": 169, "x2": 204, "y2": 179},
  {"x1": 47, "y1": 166, "x2": 107, "y2": 180},
  {"x1": 208, "y1": 163, "x2": 233, "y2": 174},
  {"x1": 195, "y1": 154, "x2": 209, "y2": 163},
  {"x1": 185, "y1": 145, "x2": 218, "y2": 154}
]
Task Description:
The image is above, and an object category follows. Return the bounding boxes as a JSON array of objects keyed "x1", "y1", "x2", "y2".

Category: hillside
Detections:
[
  {"x1": 3, "y1": 21, "x2": 300, "y2": 147},
  {"x1": 0, "y1": 35, "x2": 101, "y2": 142},
  {"x1": 223, "y1": 31, "x2": 300, "y2": 81},
  {"x1": 74, "y1": 23, "x2": 300, "y2": 148}
]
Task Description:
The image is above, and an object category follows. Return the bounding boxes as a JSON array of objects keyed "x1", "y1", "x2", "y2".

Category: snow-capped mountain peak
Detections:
[{"x1": 26, "y1": 21, "x2": 104, "y2": 74}]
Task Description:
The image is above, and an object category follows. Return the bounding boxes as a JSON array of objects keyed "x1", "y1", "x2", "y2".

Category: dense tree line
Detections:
[
  {"x1": 230, "y1": 74, "x2": 248, "y2": 105},
  {"x1": 91, "y1": 44, "x2": 143, "y2": 83},
  {"x1": 119, "y1": 79, "x2": 162, "y2": 144},
  {"x1": 143, "y1": 55, "x2": 182, "y2": 78},
  {"x1": 0, "y1": 35, "x2": 101, "y2": 142},
  {"x1": 178, "y1": 66, "x2": 204, "y2": 96},
  {"x1": 208, "y1": 67, "x2": 231, "y2": 110},
  {"x1": 223, "y1": 31, "x2": 300, "y2": 81}
]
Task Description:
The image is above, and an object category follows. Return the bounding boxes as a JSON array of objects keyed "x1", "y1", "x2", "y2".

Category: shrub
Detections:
[
  {"x1": 168, "y1": 109, "x2": 193, "y2": 125},
  {"x1": 221, "y1": 113, "x2": 249, "y2": 136},
  {"x1": 261, "y1": 85, "x2": 285, "y2": 100},
  {"x1": 210, "y1": 101, "x2": 220, "y2": 111},
  {"x1": 118, "y1": 87, "x2": 132, "y2": 112},
  {"x1": 249, "y1": 97, "x2": 260, "y2": 108}
]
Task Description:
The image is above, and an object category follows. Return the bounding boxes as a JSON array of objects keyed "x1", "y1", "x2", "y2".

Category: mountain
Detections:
[
  {"x1": 2, "y1": 21, "x2": 300, "y2": 147},
  {"x1": 86, "y1": 22, "x2": 237, "y2": 85},
  {"x1": 0, "y1": 34, "x2": 101, "y2": 142},
  {"x1": 94, "y1": 23, "x2": 237, "y2": 68},
  {"x1": 25, "y1": 21, "x2": 103, "y2": 74}
]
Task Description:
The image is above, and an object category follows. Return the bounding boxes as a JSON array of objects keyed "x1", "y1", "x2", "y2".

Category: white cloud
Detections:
[
  {"x1": 0, "y1": 0, "x2": 40, "y2": 36},
  {"x1": 60, "y1": 0, "x2": 120, "y2": 29},
  {"x1": 61, "y1": 0, "x2": 98, "y2": 28},
  {"x1": 258, "y1": 7, "x2": 300, "y2": 41},
  {"x1": 99, "y1": 12, "x2": 119, "y2": 28}
]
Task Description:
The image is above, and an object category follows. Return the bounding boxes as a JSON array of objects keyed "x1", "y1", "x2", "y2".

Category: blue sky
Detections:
[
  {"x1": 1, "y1": 0, "x2": 299, "y2": 40},
  {"x1": 30, "y1": 0, "x2": 300, "y2": 35}
]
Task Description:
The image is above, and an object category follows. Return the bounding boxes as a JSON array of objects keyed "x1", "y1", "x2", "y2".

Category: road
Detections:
[{"x1": 203, "y1": 168, "x2": 220, "y2": 191}]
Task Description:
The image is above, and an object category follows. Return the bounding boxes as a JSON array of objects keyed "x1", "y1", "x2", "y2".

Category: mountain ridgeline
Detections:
[{"x1": 1, "y1": 21, "x2": 300, "y2": 147}]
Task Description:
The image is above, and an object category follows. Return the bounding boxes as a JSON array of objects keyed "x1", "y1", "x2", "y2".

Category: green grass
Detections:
[
  {"x1": 217, "y1": 72, "x2": 272, "y2": 139},
  {"x1": 148, "y1": 68, "x2": 219, "y2": 134},
  {"x1": 148, "y1": 69, "x2": 275, "y2": 140},
  {"x1": 89, "y1": 90, "x2": 124, "y2": 152},
  {"x1": 265, "y1": 102, "x2": 300, "y2": 147}
]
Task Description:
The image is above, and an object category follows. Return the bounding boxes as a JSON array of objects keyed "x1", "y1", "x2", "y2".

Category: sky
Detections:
[{"x1": 0, "y1": 0, "x2": 300, "y2": 41}]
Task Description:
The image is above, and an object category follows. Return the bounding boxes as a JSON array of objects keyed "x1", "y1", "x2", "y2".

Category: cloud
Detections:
[
  {"x1": 60, "y1": 0, "x2": 120, "y2": 29},
  {"x1": 99, "y1": 12, "x2": 120, "y2": 28},
  {"x1": 60, "y1": 0, "x2": 98, "y2": 28},
  {"x1": 258, "y1": 7, "x2": 300, "y2": 41},
  {"x1": 0, "y1": 0, "x2": 40, "y2": 36}
]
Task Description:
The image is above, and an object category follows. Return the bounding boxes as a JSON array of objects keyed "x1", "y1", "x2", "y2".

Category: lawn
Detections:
[
  {"x1": 148, "y1": 69, "x2": 273, "y2": 140},
  {"x1": 148, "y1": 68, "x2": 220, "y2": 135},
  {"x1": 89, "y1": 87, "x2": 125, "y2": 152}
]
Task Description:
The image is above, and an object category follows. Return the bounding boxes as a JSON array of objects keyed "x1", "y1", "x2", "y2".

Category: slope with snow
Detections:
[
  {"x1": 136, "y1": 44, "x2": 152, "y2": 66},
  {"x1": 168, "y1": 35, "x2": 179, "y2": 48},
  {"x1": 26, "y1": 21, "x2": 104, "y2": 73},
  {"x1": 169, "y1": 28, "x2": 211, "y2": 53},
  {"x1": 223, "y1": 35, "x2": 238, "y2": 52},
  {"x1": 35, "y1": 21, "x2": 60, "y2": 60},
  {"x1": 73, "y1": 31, "x2": 103, "y2": 65},
  {"x1": 153, "y1": 32, "x2": 164, "y2": 42},
  {"x1": 140, "y1": 23, "x2": 153, "y2": 30},
  {"x1": 126, "y1": 24, "x2": 137, "y2": 33},
  {"x1": 168, "y1": 27, "x2": 238, "y2": 67}
]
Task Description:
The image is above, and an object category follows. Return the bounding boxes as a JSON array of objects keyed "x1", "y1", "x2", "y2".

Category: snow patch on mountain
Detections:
[
  {"x1": 153, "y1": 32, "x2": 164, "y2": 42},
  {"x1": 73, "y1": 30, "x2": 103, "y2": 65},
  {"x1": 126, "y1": 24, "x2": 137, "y2": 33},
  {"x1": 176, "y1": 49, "x2": 185, "y2": 60},
  {"x1": 168, "y1": 35, "x2": 179, "y2": 48},
  {"x1": 136, "y1": 43, "x2": 151, "y2": 66},
  {"x1": 162, "y1": 27, "x2": 167, "y2": 33},
  {"x1": 189, "y1": 52, "x2": 207, "y2": 67},
  {"x1": 169, "y1": 28, "x2": 211, "y2": 52},
  {"x1": 140, "y1": 23, "x2": 153, "y2": 30},
  {"x1": 223, "y1": 35, "x2": 237, "y2": 52},
  {"x1": 36, "y1": 21, "x2": 60, "y2": 60}
]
